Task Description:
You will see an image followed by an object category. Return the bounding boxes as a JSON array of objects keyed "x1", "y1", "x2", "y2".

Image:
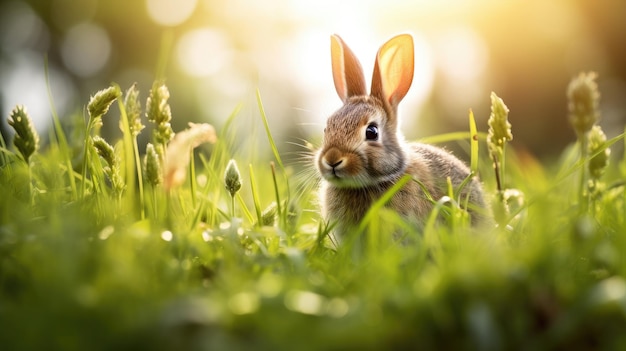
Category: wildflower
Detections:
[
  {"x1": 146, "y1": 82, "x2": 174, "y2": 145},
  {"x1": 163, "y1": 123, "x2": 217, "y2": 190},
  {"x1": 224, "y1": 159, "x2": 242, "y2": 198},
  {"x1": 144, "y1": 143, "x2": 162, "y2": 187},
  {"x1": 487, "y1": 92, "x2": 513, "y2": 158},
  {"x1": 122, "y1": 83, "x2": 144, "y2": 137},
  {"x1": 568, "y1": 72, "x2": 600, "y2": 137},
  {"x1": 588, "y1": 125, "x2": 610, "y2": 180},
  {"x1": 88, "y1": 85, "x2": 121, "y2": 119},
  {"x1": 8, "y1": 105, "x2": 39, "y2": 163}
]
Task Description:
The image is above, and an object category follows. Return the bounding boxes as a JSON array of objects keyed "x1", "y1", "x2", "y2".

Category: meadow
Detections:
[{"x1": 1, "y1": 72, "x2": 625, "y2": 350}]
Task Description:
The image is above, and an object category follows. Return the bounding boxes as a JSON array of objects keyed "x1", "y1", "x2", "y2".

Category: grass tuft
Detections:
[{"x1": 2, "y1": 74, "x2": 626, "y2": 350}]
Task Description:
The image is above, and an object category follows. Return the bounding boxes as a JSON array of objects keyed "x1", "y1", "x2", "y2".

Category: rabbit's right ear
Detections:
[
  {"x1": 370, "y1": 34, "x2": 414, "y2": 110},
  {"x1": 330, "y1": 34, "x2": 367, "y2": 102}
]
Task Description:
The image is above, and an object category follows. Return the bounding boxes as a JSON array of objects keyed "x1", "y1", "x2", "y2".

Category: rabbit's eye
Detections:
[{"x1": 365, "y1": 124, "x2": 379, "y2": 141}]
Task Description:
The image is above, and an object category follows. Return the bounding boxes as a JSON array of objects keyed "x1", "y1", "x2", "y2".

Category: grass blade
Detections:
[
  {"x1": 44, "y1": 56, "x2": 77, "y2": 199},
  {"x1": 256, "y1": 89, "x2": 285, "y2": 171},
  {"x1": 418, "y1": 131, "x2": 486, "y2": 144},
  {"x1": 469, "y1": 109, "x2": 479, "y2": 173},
  {"x1": 248, "y1": 164, "x2": 263, "y2": 226},
  {"x1": 358, "y1": 174, "x2": 412, "y2": 232},
  {"x1": 114, "y1": 83, "x2": 139, "y2": 213},
  {"x1": 0, "y1": 124, "x2": 8, "y2": 167}
]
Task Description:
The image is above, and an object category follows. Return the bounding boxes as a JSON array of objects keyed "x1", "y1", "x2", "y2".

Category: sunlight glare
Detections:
[
  {"x1": 434, "y1": 26, "x2": 488, "y2": 84},
  {"x1": 176, "y1": 28, "x2": 232, "y2": 77}
]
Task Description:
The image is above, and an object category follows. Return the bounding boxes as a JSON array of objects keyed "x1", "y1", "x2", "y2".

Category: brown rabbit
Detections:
[{"x1": 316, "y1": 34, "x2": 487, "y2": 236}]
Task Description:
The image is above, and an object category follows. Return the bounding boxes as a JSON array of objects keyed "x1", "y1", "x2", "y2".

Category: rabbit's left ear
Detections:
[
  {"x1": 371, "y1": 34, "x2": 414, "y2": 109},
  {"x1": 331, "y1": 34, "x2": 367, "y2": 102}
]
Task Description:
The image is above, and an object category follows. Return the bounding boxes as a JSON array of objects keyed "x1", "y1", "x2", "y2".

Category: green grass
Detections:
[{"x1": 1, "y1": 78, "x2": 626, "y2": 351}]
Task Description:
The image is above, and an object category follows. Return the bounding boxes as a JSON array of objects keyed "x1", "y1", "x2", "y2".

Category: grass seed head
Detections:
[
  {"x1": 144, "y1": 143, "x2": 163, "y2": 186},
  {"x1": 8, "y1": 105, "x2": 39, "y2": 163},
  {"x1": 224, "y1": 159, "x2": 242, "y2": 198},
  {"x1": 588, "y1": 125, "x2": 610, "y2": 180},
  {"x1": 261, "y1": 202, "x2": 277, "y2": 226},
  {"x1": 487, "y1": 92, "x2": 513, "y2": 158},
  {"x1": 92, "y1": 136, "x2": 125, "y2": 195},
  {"x1": 123, "y1": 83, "x2": 144, "y2": 137},
  {"x1": 146, "y1": 82, "x2": 174, "y2": 145},
  {"x1": 568, "y1": 72, "x2": 600, "y2": 137},
  {"x1": 92, "y1": 136, "x2": 116, "y2": 167},
  {"x1": 88, "y1": 85, "x2": 121, "y2": 119}
]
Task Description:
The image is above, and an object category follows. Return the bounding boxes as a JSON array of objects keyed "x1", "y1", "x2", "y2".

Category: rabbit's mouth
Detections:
[
  {"x1": 324, "y1": 175, "x2": 367, "y2": 188},
  {"x1": 321, "y1": 168, "x2": 373, "y2": 188}
]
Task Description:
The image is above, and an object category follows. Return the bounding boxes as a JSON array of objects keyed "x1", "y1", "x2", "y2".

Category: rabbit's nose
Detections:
[
  {"x1": 322, "y1": 148, "x2": 345, "y2": 170},
  {"x1": 322, "y1": 157, "x2": 344, "y2": 171},
  {"x1": 328, "y1": 159, "x2": 343, "y2": 168}
]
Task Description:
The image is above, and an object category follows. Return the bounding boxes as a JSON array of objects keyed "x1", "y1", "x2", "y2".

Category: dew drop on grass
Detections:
[
  {"x1": 591, "y1": 277, "x2": 626, "y2": 306},
  {"x1": 201, "y1": 230, "x2": 213, "y2": 242},
  {"x1": 325, "y1": 298, "x2": 349, "y2": 318},
  {"x1": 98, "y1": 225, "x2": 114, "y2": 240},
  {"x1": 284, "y1": 290, "x2": 324, "y2": 316},
  {"x1": 257, "y1": 273, "x2": 283, "y2": 298},
  {"x1": 196, "y1": 174, "x2": 208, "y2": 187},
  {"x1": 161, "y1": 230, "x2": 173, "y2": 242},
  {"x1": 228, "y1": 292, "x2": 260, "y2": 315}
]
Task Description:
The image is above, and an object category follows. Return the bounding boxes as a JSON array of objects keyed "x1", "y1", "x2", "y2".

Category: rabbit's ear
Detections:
[
  {"x1": 371, "y1": 34, "x2": 414, "y2": 109},
  {"x1": 331, "y1": 34, "x2": 367, "y2": 102}
]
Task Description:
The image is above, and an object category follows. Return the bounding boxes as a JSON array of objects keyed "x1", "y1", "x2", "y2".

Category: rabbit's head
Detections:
[{"x1": 317, "y1": 34, "x2": 415, "y2": 188}]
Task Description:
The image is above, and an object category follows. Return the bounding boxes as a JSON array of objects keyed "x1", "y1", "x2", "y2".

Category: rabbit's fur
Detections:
[{"x1": 316, "y1": 34, "x2": 487, "y2": 236}]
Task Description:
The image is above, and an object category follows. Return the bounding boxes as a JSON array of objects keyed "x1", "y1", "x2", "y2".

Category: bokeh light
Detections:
[
  {"x1": 146, "y1": 0, "x2": 197, "y2": 26},
  {"x1": 176, "y1": 28, "x2": 232, "y2": 78},
  {"x1": 0, "y1": 1, "x2": 49, "y2": 51},
  {"x1": 60, "y1": 22, "x2": 111, "y2": 77},
  {"x1": 434, "y1": 26, "x2": 488, "y2": 85}
]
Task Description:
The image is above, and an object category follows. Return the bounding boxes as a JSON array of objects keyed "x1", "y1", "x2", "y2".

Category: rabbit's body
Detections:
[{"x1": 317, "y1": 34, "x2": 486, "y2": 236}]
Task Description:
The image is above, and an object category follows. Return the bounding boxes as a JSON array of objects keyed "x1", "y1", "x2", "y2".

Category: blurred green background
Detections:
[{"x1": 2, "y1": 0, "x2": 625, "y2": 159}]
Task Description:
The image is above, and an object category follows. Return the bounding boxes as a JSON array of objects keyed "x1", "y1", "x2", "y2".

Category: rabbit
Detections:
[{"x1": 316, "y1": 33, "x2": 487, "y2": 237}]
